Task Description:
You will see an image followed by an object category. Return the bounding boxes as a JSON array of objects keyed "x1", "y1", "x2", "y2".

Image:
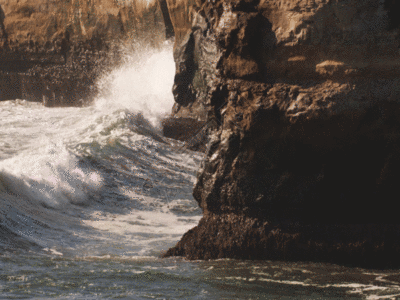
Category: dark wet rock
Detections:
[
  {"x1": 165, "y1": 213, "x2": 400, "y2": 269},
  {"x1": 0, "y1": 44, "x2": 105, "y2": 105},
  {"x1": 164, "y1": 0, "x2": 400, "y2": 268},
  {"x1": 162, "y1": 117, "x2": 207, "y2": 152},
  {"x1": 158, "y1": 0, "x2": 175, "y2": 40}
]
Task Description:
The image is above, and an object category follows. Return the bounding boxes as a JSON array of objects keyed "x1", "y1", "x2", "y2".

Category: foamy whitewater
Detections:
[{"x1": 1, "y1": 44, "x2": 400, "y2": 300}]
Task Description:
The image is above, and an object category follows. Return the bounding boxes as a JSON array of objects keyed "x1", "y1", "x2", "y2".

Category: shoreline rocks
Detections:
[
  {"x1": 162, "y1": 117, "x2": 207, "y2": 151},
  {"x1": 164, "y1": 0, "x2": 400, "y2": 268},
  {"x1": 0, "y1": 43, "x2": 108, "y2": 105},
  {"x1": 165, "y1": 213, "x2": 400, "y2": 269}
]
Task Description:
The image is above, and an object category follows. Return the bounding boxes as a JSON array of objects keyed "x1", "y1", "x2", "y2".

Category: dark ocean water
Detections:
[{"x1": 1, "y1": 45, "x2": 400, "y2": 300}]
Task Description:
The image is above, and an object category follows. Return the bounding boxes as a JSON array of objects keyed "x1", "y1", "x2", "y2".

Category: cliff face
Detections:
[
  {"x1": 0, "y1": 0, "x2": 167, "y2": 45},
  {"x1": 0, "y1": 0, "x2": 172, "y2": 104},
  {"x1": 165, "y1": 0, "x2": 400, "y2": 267}
]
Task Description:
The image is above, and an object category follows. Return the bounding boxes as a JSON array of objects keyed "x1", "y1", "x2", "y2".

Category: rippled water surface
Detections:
[{"x1": 1, "y1": 45, "x2": 400, "y2": 300}]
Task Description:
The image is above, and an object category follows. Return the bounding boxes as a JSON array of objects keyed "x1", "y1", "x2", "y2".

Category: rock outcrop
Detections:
[
  {"x1": 162, "y1": 117, "x2": 207, "y2": 151},
  {"x1": 164, "y1": 0, "x2": 400, "y2": 268},
  {"x1": 0, "y1": 0, "x2": 167, "y2": 46},
  {"x1": 0, "y1": 0, "x2": 172, "y2": 104}
]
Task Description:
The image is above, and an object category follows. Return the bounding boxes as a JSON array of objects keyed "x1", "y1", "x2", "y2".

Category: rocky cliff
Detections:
[
  {"x1": 0, "y1": 0, "x2": 173, "y2": 104},
  {"x1": 164, "y1": 0, "x2": 400, "y2": 268},
  {"x1": 0, "y1": 0, "x2": 170, "y2": 47}
]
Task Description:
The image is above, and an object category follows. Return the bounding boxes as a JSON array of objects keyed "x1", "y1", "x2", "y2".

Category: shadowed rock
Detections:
[
  {"x1": 163, "y1": 0, "x2": 400, "y2": 268},
  {"x1": 162, "y1": 117, "x2": 207, "y2": 152}
]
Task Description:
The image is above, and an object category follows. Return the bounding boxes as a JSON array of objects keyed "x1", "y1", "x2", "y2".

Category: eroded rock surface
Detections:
[
  {"x1": 165, "y1": 0, "x2": 400, "y2": 268},
  {"x1": 162, "y1": 117, "x2": 207, "y2": 151},
  {"x1": 0, "y1": 0, "x2": 167, "y2": 45},
  {"x1": 0, "y1": 0, "x2": 170, "y2": 104}
]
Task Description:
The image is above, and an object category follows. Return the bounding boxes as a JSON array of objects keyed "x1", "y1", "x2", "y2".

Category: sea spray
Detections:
[
  {"x1": 0, "y1": 43, "x2": 202, "y2": 257},
  {"x1": 95, "y1": 42, "x2": 176, "y2": 129},
  {"x1": 1, "y1": 43, "x2": 400, "y2": 300}
]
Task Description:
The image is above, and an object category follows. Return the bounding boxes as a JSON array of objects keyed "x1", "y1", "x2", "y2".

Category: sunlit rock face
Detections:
[
  {"x1": 0, "y1": 0, "x2": 171, "y2": 104},
  {"x1": 165, "y1": 0, "x2": 400, "y2": 268},
  {"x1": 0, "y1": 0, "x2": 167, "y2": 45}
]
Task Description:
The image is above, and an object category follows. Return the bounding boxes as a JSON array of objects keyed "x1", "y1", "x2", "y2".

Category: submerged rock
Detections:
[{"x1": 164, "y1": 0, "x2": 400, "y2": 268}]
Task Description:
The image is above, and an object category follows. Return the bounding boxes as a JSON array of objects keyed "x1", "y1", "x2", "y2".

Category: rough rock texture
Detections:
[
  {"x1": 0, "y1": 0, "x2": 172, "y2": 104},
  {"x1": 164, "y1": 0, "x2": 400, "y2": 268},
  {"x1": 0, "y1": 0, "x2": 167, "y2": 45},
  {"x1": 162, "y1": 117, "x2": 207, "y2": 151}
]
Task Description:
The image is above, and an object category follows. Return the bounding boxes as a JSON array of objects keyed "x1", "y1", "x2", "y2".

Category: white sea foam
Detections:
[
  {"x1": 2, "y1": 37, "x2": 400, "y2": 300},
  {"x1": 95, "y1": 44, "x2": 175, "y2": 128},
  {"x1": 0, "y1": 44, "x2": 202, "y2": 257}
]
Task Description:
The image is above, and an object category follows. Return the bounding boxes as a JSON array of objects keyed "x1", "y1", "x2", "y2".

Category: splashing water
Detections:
[
  {"x1": 95, "y1": 44, "x2": 176, "y2": 128},
  {"x1": 2, "y1": 43, "x2": 400, "y2": 300},
  {"x1": 0, "y1": 43, "x2": 202, "y2": 258}
]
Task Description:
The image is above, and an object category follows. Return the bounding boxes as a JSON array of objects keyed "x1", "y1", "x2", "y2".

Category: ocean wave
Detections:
[{"x1": 0, "y1": 44, "x2": 202, "y2": 256}]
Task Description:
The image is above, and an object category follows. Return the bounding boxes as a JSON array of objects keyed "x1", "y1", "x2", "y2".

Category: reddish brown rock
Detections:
[
  {"x1": 0, "y1": 0, "x2": 167, "y2": 46},
  {"x1": 164, "y1": 0, "x2": 400, "y2": 268},
  {"x1": 0, "y1": 0, "x2": 170, "y2": 104}
]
